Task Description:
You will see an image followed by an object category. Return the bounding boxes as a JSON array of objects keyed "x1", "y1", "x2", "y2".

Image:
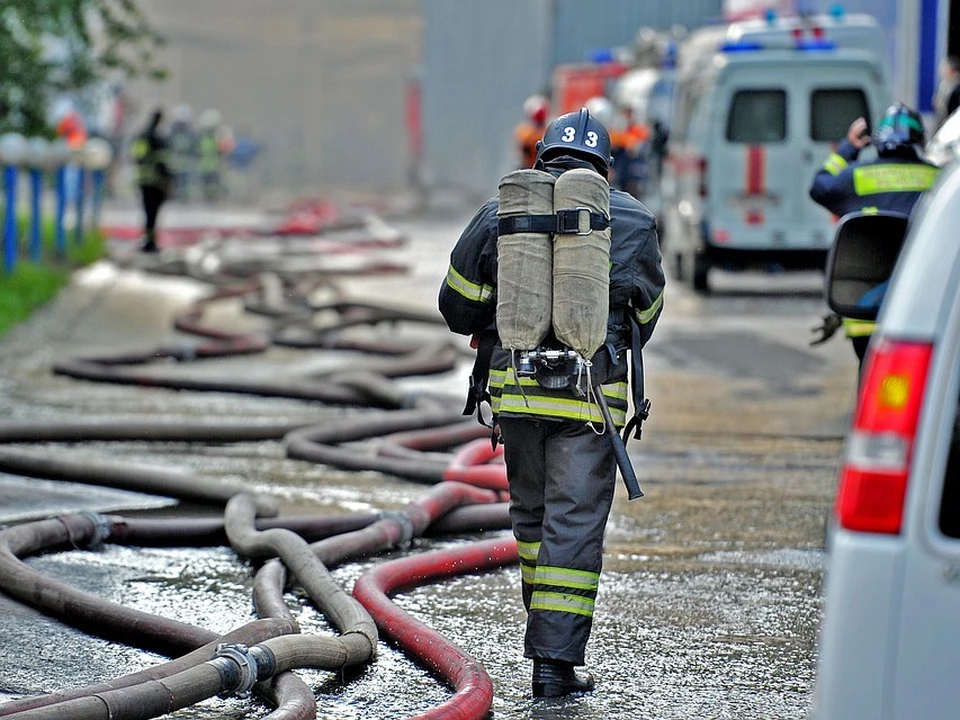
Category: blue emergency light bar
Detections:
[{"x1": 720, "y1": 38, "x2": 837, "y2": 52}]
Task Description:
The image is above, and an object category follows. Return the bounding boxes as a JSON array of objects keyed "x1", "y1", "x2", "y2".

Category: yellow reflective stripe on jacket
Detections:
[
  {"x1": 131, "y1": 138, "x2": 149, "y2": 161},
  {"x1": 535, "y1": 565, "x2": 600, "y2": 592},
  {"x1": 823, "y1": 152, "x2": 848, "y2": 176},
  {"x1": 444, "y1": 265, "x2": 494, "y2": 304},
  {"x1": 635, "y1": 287, "x2": 664, "y2": 325},
  {"x1": 530, "y1": 591, "x2": 595, "y2": 617},
  {"x1": 852, "y1": 164, "x2": 939, "y2": 195},
  {"x1": 489, "y1": 368, "x2": 628, "y2": 425},
  {"x1": 842, "y1": 318, "x2": 876, "y2": 338}
]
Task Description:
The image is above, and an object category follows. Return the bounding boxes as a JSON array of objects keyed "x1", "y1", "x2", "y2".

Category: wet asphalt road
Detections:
[{"x1": 0, "y1": 203, "x2": 858, "y2": 720}]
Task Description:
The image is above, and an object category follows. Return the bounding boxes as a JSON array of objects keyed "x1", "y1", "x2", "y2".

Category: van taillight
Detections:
[
  {"x1": 836, "y1": 339, "x2": 933, "y2": 534},
  {"x1": 698, "y1": 157, "x2": 708, "y2": 197}
]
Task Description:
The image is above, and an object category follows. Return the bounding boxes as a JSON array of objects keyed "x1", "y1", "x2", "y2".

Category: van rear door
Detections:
[
  {"x1": 799, "y1": 60, "x2": 889, "y2": 234},
  {"x1": 708, "y1": 55, "x2": 885, "y2": 253}
]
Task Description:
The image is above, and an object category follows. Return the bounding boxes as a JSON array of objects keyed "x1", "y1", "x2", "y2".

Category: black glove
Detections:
[{"x1": 810, "y1": 313, "x2": 842, "y2": 346}]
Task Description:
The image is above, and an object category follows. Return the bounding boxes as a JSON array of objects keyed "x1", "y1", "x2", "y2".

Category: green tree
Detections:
[{"x1": 0, "y1": 0, "x2": 165, "y2": 137}]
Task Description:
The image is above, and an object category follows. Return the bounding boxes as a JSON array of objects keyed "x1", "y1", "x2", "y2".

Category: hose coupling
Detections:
[
  {"x1": 379, "y1": 510, "x2": 415, "y2": 549},
  {"x1": 209, "y1": 642, "x2": 273, "y2": 699},
  {"x1": 76, "y1": 511, "x2": 112, "y2": 548}
]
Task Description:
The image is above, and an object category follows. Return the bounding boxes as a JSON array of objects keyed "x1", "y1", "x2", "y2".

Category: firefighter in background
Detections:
[
  {"x1": 809, "y1": 103, "x2": 939, "y2": 366},
  {"x1": 167, "y1": 104, "x2": 198, "y2": 201},
  {"x1": 514, "y1": 94, "x2": 550, "y2": 169},
  {"x1": 197, "y1": 109, "x2": 227, "y2": 202},
  {"x1": 130, "y1": 108, "x2": 172, "y2": 253},
  {"x1": 584, "y1": 96, "x2": 648, "y2": 195},
  {"x1": 439, "y1": 108, "x2": 665, "y2": 698}
]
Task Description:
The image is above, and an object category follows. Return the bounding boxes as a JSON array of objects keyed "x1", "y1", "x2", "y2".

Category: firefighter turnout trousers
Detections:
[{"x1": 497, "y1": 415, "x2": 617, "y2": 666}]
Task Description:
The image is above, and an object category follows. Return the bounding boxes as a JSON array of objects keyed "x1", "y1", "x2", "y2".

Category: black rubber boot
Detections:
[
  {"x1": 532, "y1": 659, "x2": 595, "y2": 698},
  {"x1": 140, "y1": 230, "x2": 159, "y2": 253}
]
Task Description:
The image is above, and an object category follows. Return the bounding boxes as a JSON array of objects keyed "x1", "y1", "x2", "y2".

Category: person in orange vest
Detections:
[
  {"x1": 514, "y1": 95, "x2": 550, "y2": 169},
  {"x1": 56, "y1": 109, "x2": 88, "y2": 152},
  {"x1": 584, "y1": 96, "x2": 648, "y2": 196},
  {"x1": 55, "y1": 106, "x2": 89, "y2": 204}
]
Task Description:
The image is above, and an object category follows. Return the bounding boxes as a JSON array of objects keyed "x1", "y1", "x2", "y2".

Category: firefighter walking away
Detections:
[{"x1": 439, "y1": 107, "x2": 665, "y2": 698}]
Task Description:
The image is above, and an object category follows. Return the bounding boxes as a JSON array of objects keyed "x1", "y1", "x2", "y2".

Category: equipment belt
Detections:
[{"x1": 498, "y1": 208, "x2": 610, "y2": 236}]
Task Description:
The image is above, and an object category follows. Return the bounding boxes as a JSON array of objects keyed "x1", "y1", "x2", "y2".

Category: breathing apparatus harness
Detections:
[{"x1": 461, "y1": 170, "x2": 650, "y2": 453}]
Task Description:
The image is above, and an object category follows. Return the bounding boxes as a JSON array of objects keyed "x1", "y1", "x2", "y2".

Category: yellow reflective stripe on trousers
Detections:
[
  {"x1": 823, "y1": 152, "x2": 848, "y2": 176},
  {"x1": 843, "y1": 318, "x2": 876, "y2": 338},
  {"x1": 444, "y1": 265, "x2": 494, "y2": 303},
  {"x1": 535, "y1": 565, "x2": 600, "y2": 591},
  {"x1": 635, "y1": 287, "x2": 664, "y2": 325},
  {"x1": 530, "y1": 591, "x2": 595, "y2": 617},
  {"x1": 517, "y1": 539, "x2": 540, "y2": 585},
  {"x1": 517, "y1": 539, "x2": 540, "y2": 563},
  {"x1": 853, "y1": 164, "x2": 939, "y2": 195}
]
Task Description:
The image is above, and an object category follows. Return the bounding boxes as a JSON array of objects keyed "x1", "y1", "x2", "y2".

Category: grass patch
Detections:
[{"x1": 0, "y1": 223, "x2": 106, "y2": 338}]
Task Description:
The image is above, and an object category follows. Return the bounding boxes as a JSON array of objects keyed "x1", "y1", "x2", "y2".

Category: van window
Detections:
[
  {"x1": 726, "y1": 90, "x2": 786, "y2": 143},
  {"x1": 811, "y1": 89, "x2": 869, "y2": 143},
  {"x1": 939, "y1": 402, "x2": 960, "y2": 538}
]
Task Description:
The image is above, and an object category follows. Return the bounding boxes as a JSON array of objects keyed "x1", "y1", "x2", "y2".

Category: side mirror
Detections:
[{"x1": 824, "y1": 211, "x2": 910, "y2": 321}]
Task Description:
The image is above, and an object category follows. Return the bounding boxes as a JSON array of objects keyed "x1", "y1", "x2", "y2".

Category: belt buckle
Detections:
[{"x1": 557, "y1": 207, "x2": 592, "y2": 235}]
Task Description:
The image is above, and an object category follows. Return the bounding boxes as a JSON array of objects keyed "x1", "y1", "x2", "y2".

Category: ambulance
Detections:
[{"x1": 659, "y1": 10, "x2": 892, "y2": 292}]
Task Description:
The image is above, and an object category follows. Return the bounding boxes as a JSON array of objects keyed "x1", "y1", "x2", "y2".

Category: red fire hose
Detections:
[{"x1": 353, "y1": 536, "x2": 519, "y2": 720}]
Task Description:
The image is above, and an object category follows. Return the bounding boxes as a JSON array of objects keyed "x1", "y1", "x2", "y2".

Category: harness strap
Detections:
[
  {"x1": 622, "y1": 318, "x2": 650, "y2": 442},
  {"x1": 498, "y1": 208, "x2": 609, "y2": 236},
  {"x1": 462, "y1": 329, "x2": 498, "y2": 428}
]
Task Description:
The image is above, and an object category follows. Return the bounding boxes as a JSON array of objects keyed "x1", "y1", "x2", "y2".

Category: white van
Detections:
[
  {"x1": 659, "y1": 12, "x2": 891, "y2": 292},
  {"x1": 813, "y1": 157, "x2": 959, "y2": 720}
]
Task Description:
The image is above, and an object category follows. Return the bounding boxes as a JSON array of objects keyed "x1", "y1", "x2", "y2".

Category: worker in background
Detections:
[
  {"x1": 197, "y1": 109, "x2": 226, "y2": 202},
  {"x1": 167, "y1": 104, "x2": 198, "y2": 201},
  {"x1": 438, "y1": 108, "x2": 665, "y2": 699},
  {"x1": 515, "y1": 94, "x2": 550, "y2": 169},
  {"x1": 54, "y1": 104, "x2": 88, "y2": 204},
  {"x1": 584, "y1": 96, "x2": 647, "y2": 195},
  {"x1": 809, "y1": 103, "x2": 940, "y2": 366},
  {"x1": 130, "y1": 108, "x2": 172, "y2": 253}
]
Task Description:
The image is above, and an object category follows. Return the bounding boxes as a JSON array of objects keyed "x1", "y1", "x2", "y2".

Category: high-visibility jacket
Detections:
[
  {"x1": 809, "y1": 141, "x2": 939, "y2": 338},
  {"x1": 197, "y1": 130, "x2": 222, "y2": 174},
  {"x1": 438, "y1": 156, "x2": 665, "y2": 426},
  {"x1": 130, "y1": 130, "x2": 172, "y2": 192}
]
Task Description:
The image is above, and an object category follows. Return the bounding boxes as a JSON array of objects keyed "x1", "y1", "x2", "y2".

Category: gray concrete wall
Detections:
[
  {"x1": 420, "y1": 1, "x2": 724, "y2": 204},
  {"x1": 127, "y1": 0, "x2": 421, "y2": 203}
]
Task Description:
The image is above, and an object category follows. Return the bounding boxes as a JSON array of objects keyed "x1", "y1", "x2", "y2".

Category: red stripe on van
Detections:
[{"x1": 746, "y1": 145, "x2": 765, "y2": 196}]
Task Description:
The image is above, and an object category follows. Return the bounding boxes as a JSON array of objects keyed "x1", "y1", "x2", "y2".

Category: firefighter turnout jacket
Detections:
[
  {"x1": 439, "y1": 155, "x2": 664, "y2": 666},
  {"x1": 131, "y1": 128, "x2": 172, "y2": 193},
  {"x1": 809, "y1": 141, "x2": 939, "y2": 340},
  {"x1": 439, "y1": 158, "x2": 665, "y2": 428}
]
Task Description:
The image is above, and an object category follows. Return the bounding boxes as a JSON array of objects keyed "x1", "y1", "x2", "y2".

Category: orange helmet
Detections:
[{"x1": 523, "y1": 95, "x2": 550, "y2": 126}]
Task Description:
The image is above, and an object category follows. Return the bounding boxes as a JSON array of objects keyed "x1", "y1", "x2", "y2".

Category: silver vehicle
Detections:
[{"x1": 813, "y1": 160, "x2": 960, "y2": 719}]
